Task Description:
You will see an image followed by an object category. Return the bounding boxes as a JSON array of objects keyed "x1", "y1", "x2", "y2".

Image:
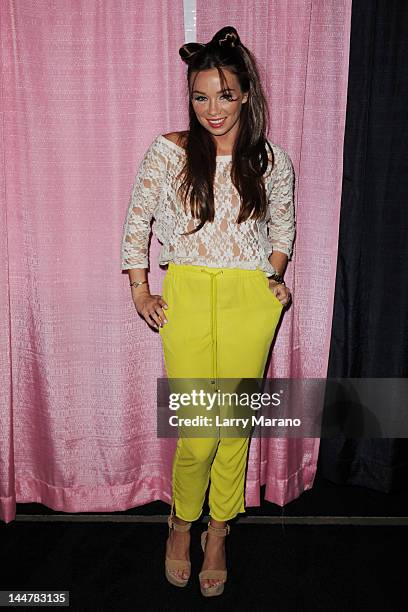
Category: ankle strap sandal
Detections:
[
  {"x1": 207, "y1": 522, "x2": 231, "y2": 537},
  {"x1": 199, "y1": 521, "x2": 231, "y2": 597},
  {"x1": 164, "y1": 514, "x2": 192, "y2": 588},
  {"x1": 167, "y1": 514, "x2": 192, "y2": 532}
]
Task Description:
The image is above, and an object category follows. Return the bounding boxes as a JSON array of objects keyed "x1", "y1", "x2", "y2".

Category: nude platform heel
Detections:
[
  {"x1": 199, "y1": 521, "x2": 230, "y2": 597},
  {"x1": 165, "y1": 514, "x2": 192, "y2": 587}
]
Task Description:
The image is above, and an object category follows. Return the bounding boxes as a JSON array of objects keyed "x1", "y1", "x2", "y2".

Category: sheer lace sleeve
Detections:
[
  {"x1": 121, "y1": 138, "x2": 167, "y2": 269},
  {"x1": 267, "y1": 147, "x2": 296, "y2": 260}
]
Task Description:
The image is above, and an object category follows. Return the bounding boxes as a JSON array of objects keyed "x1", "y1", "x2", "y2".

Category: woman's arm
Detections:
[
  {"x1": 121, "y1": 138, "x2": 171, "y2": 329},
  {"x1": 268, "y1": 250, "x2": 289, "y2": 278},
  {"x1": 267, "y1": 146, "x2": 296, "y2": 280},
  {"x1": 121, "y1": 137, "x2": 166, "y2": 298}
]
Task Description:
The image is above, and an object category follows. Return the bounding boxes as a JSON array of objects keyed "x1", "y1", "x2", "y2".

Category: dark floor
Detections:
[
  {"x1": 1, "y1": 520, "x2": 407, "y2": 611},
  {"x1": 2, "y1": 472, "x2": 408, "y2": 610}
]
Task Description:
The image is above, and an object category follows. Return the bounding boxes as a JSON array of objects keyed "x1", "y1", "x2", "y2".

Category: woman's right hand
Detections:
[{"x1": 133, "y1": 291, "x2": 168, "y2": 331}]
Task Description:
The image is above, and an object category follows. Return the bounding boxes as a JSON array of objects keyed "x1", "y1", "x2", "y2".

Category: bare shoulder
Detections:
[{"x1": 162, "y1": 131, "x2": 188, "y2": 149}]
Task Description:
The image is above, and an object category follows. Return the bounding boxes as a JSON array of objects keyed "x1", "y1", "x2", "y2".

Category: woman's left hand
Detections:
[{"x1": 268, "y1": 280, "x2": 292, "y2": 307}]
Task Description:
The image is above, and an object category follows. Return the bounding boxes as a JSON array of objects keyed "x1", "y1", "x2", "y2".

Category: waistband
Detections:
[{"x1": 167, "y1": 262, "x2": 265, "y2": 278}]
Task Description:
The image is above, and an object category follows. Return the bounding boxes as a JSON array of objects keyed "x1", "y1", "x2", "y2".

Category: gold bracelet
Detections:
[{"x1": 130, "y1": 280, "x2": 148, "y2": 289}]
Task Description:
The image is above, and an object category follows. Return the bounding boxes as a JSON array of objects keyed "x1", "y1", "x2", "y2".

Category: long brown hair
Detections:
[{"x1": 177, "y1": 26, "x2": 274, "y2": 235}]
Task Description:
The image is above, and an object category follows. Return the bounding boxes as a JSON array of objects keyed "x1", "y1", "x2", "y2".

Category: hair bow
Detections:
[
  {"x1": 179, "y1": 28, "x2": 240, "y2": 63},
  {"x1": 179, "y1": 42, "x2": 206, "y2": 63}
]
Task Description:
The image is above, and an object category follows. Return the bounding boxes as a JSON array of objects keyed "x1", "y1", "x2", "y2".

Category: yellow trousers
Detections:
[{"x1": 159, "y1": 262, "x2": 283, "y2": 522}]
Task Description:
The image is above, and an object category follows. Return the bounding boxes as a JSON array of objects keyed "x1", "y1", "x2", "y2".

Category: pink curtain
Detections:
[
  {"x1": 0, "y1": 0, "x2": 351, "y2": 524},
  {"x1": 0, "y1": 0, "x2": 186, "y2": 524},
  {"x1": 197, "y1": 0, "x2": 352, "y2": 506}
]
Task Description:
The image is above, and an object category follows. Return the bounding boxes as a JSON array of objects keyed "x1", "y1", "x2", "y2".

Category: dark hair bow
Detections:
[
  {"x1": 216, "y1": 28, "x2": 240, "y2": 48},
  {"x1": 179, "y1": 42, "x2": 206, "y2": 63},
  {"x1": 179, "y1": 27, "x2": 241, "y2": 64}
]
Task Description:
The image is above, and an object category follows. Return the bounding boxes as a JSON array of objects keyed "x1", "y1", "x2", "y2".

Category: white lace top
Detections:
[{"x1": 121, "y1": 134, "x2": 295, "y2": 277}]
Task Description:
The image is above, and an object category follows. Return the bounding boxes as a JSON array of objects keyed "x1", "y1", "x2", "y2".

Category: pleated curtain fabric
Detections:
[{"x1": 0, "y1": 0, "x2": 188, "y2": 523}]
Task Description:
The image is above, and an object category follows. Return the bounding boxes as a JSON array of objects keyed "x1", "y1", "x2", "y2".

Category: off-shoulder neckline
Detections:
[{"x1": 158, "y1": 134, "x2": 232, "y2": 159}]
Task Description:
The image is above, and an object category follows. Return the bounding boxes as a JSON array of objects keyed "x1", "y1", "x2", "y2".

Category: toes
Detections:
[
  {"x1": 169, "y1": 568, "x2": 189, "y2": 580},
  {"x1": 203, "y1": 579, "x2": 221, "y2": 589}
]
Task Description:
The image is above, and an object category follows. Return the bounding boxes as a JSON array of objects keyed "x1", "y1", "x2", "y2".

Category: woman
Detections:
[{"x1": 121, "y1": 26, "x2": 295, "y2": 597}]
